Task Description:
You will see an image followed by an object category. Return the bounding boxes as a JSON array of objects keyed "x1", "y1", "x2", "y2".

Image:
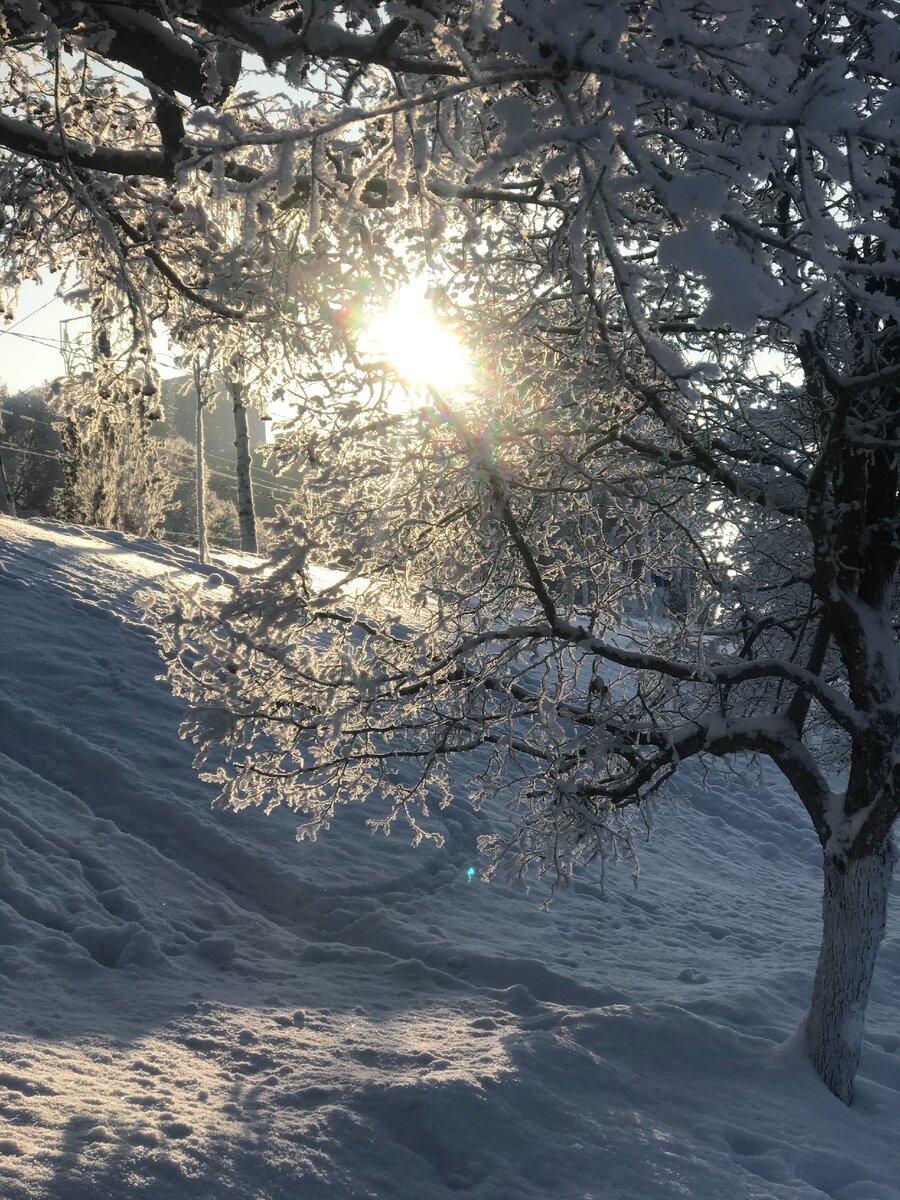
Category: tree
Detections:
[
  {"x1": 0, "y1": 384, "x2": 18, "y2": 516},
  {"x1": 0, "y1": 388, "x2": 66, "y2": 516},
  {"x1": 225, "y1": 365, "x2": 259, "y2": 555},
  {"x1": 52, "y1": 345, "x2": 175, "y2": 537},
  {"x1": 0, "y1": 0, "x2": 513, "y2": 362},
  {"x1": 158, "y1": 435, "x2": 240, "y2": 552},
  {"x1": 6, "y1": 0, "x2": 900, "y2": 1106},
  {"x1": 193, "y1": 355, "x2": 211, "y2": 565},
  {"x1": 0, "y1": 430, "x2": 15, "y2": 516}
]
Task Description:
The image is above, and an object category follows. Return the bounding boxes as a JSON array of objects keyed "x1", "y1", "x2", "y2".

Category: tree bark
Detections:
[
  {"x1": 0, "y1": 447, "x2": 16, "y2": 517},
  {"x1": 228, "y1": 376, "x2": 258, "y2": 555},
  {"x1": 194, "y1": 363, "x2": 208, "y2": 565},
  {"x1": 805, "y1": 838, "x2": 894, "y2": 1104}
]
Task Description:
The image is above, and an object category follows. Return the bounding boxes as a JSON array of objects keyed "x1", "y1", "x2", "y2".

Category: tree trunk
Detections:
[
  {"x1": 194, "y1": 365, "x2": 209, "y2": 565},
  {"x1": 0, "y1": 448, "x2": 16, "y2": 517},
  {"x1": 228, "y1": 376, "x2": 258, "y2": 555},
  {"x1": 805, "y1": 839, "x2": 893, "y2": 1103}
]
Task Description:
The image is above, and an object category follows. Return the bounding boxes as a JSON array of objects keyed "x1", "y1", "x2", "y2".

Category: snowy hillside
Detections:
[{"x1": 1, "y1": 515, "x2": 898, "y2": 1200}]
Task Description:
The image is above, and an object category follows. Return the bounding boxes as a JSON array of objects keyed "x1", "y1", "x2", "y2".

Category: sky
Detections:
[
  {"x1": 0, "y1": 275, "x2": 192, "y2": 397},
  {"x1": 0, "y1": 278, "x2": 83, "y2": 393}
]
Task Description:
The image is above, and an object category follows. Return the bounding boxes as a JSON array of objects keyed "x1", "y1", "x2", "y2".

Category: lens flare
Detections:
[{"x1": 363, "y1": 281, "x2": 472, "y2": 398}]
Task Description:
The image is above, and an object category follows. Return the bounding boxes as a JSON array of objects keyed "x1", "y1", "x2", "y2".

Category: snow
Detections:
[
  {"x1": 656, "y1": 225, "x2": 785, "y2": 333},
  {"x1": 1, "y1": 514, "x2": 899, "y2": 1200}
]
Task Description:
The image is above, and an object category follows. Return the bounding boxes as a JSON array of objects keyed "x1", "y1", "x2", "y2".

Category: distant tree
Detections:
[
  {"x1": 192, "y1": 356, "x2": 211, "y2": 565},
  {"x1": 54, "y1": 370, "x2": 173, "y2": 537},
  {"x1": 225, "y1": 365, "x2": 259, "y2": 555},
  {"x1": 0, "y1": 456, "x2": 13, "y2": 516},
  {"x1": 159, "y1": 435, "x2": 239, "y2": 552},
  {"x1": 0, "y1": 388, "x2": 65, "y2": 516}
]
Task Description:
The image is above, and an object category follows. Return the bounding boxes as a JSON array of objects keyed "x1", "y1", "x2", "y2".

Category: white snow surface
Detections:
[{"x1": 0, "y1": 515, "x2": 898, "y2": 1200}]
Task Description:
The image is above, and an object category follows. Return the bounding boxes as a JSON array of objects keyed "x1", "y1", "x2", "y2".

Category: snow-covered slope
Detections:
[{"x1": 1, "y1": 515, "x2": 898, "y2": 1200}]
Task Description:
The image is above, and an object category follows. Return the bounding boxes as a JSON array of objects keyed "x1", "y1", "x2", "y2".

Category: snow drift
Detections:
[{"x1": 0, "y1": 515, "x2": 898, "y2": 1200}]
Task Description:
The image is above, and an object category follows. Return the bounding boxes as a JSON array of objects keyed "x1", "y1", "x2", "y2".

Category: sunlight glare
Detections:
[{"x1": 364, "y1": 281, "x2": 472, "y2": 399}]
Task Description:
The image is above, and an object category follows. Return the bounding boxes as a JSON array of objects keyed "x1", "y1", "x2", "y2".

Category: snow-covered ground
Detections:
[{"x1": 0, "y1": 515, "x2": 898, "y2": 1200}]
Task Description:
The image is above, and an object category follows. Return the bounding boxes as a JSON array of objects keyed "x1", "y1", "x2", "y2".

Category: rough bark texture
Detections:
[
  {"x1": 229, "y1": 377, "x2": 258, "y2": 555},
  {"x1": 806, "y1": 840, "x2": 894, "y2": 1104}
]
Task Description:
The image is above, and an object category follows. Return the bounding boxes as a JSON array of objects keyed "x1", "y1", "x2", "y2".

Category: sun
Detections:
[{"x1": 363, "y1": 281, "x2": 472, "y2": 399}]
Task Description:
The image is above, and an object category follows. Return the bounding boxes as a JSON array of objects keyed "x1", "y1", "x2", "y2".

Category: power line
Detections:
[
  {"x1": 154, "y1": 425, "x2": 304, "y2": 489},
  {"x1": 0, "y1": 328, "x2": 65, "y2": 350},
  {"x1": 0, "y1": 435, "x2": 292, "y2": 493},
  {"x1": 0, "y1": 406, "x2": 64, "y2": 433},
  {"x1": 0, "y1": 295, "x2": 64, "y2": 338},
  {"x1": 0, "y1": 438, "x2": 298, "y2": 508},
  {"x1": 0, "y1": 399, "x2": 294, "y2": 477},
  {"x1": 0, "y1": 441, "x2": 65, "y2": 463}
]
